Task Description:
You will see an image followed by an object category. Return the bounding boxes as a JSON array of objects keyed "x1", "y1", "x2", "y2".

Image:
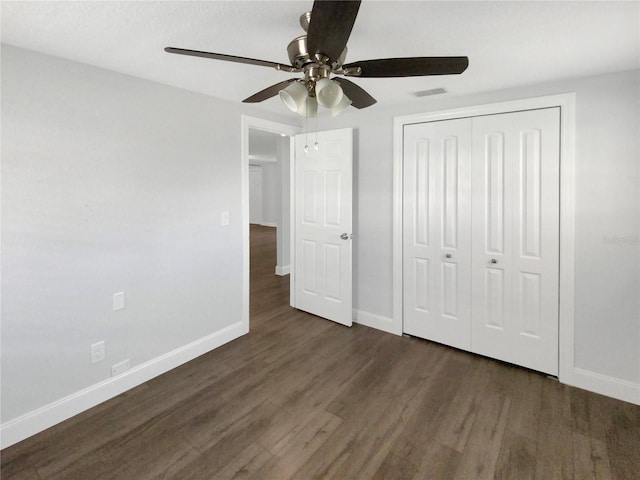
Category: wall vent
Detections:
[{"x1": 413, "y1": 87, "x2": 448, "y2": 97}]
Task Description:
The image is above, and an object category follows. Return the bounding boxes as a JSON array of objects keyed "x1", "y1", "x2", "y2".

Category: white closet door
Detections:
[
  {"x1": 403, "y1": 118, "x2": 472, "y2": 349},
  {"x1": 471, "y1": 108, "x2": 560, "y2": 375}
]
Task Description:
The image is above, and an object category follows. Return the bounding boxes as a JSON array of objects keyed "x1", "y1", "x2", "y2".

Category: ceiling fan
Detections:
[{"x1": 165, "y1": 0, "x2": 468, "y2": 116}]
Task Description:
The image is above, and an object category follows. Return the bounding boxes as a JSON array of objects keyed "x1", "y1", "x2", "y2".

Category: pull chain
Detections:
[
  {"x1": 304, "y1": 97, "x2": 309, "y2": 154},
  {"x1": 314, "y1": 110, "x2": 319, "y2": 151}
]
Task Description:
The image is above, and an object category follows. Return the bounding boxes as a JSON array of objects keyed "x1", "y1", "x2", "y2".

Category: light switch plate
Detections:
[
  {"x1": 113, "y1": 292, "x2": 125, "y2": 311},
  {"x1": 221, "y1": 210, "x2": 230, "y2": 226}
]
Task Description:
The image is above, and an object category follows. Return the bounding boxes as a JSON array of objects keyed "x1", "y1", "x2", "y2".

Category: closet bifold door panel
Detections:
[
  {"x1": 470, "y1": 108, "x2": 560, "y2": 375},
  {"x1": 402, "y1": 107, "x2": 561, "y2": 376},
  {"x1": 402, "y1": 118, "x2": 473, "y2": 350}
]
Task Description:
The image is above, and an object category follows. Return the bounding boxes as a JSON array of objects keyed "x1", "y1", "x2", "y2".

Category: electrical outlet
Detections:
[
  {"x1": 91, "y1": 341, "x2": 106, "y2": 364},
  {"x1": 111, "y1": 359, "x2": 130, "y2": 377}
]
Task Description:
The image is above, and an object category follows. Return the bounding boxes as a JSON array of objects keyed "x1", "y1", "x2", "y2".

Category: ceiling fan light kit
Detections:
[
  {"x1": 165, "y1": 0, "x2": 469, "y2": 117},
  {"x1": 331, "y1": 94, "x2": 353, "y2": 117},
  {"x1": 315, "y1": 78, "x2": 344, "y2": 108},
  {"x1": 279, "y1": 81, "x2": 308, "y2": 113},
  {"x1": 300, "y1": 95, "x2": 318, "y2": 118}
]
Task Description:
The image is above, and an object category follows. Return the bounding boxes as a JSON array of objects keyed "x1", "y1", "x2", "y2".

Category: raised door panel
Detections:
[
  {"x1": 323, "y1": 243, "x2": 342, "y2": 301},
  {"x1": 301, "y1": 240, "x2": 318, "y2": 295},
  {"x1": 414, "y1": 257, "x2": 431, "y2": 312},
  {"x1": 486, "y1": 133, "x2": 506, "y2": 255},
  {"x1": 414, "y1": 141, "x2": 431, "y2": 247},
  {"x1": 302, "y1": 170, "x2": 319, "y2": 225},
  {"x1": 441, "y1": 262, "x2": 458, "y2": 318},
  {"x1": 471, "y1": 108, "x2": 560, "y2": 375},
  {"x1": 324, "y1": 170, "x2": 342, "y2": 227},
  {"x1": 403, "y1": 118, "x2": 472, "y2": 349},
  {"x1": 442, "y1": 137, "x2": 459, "y2": 249},
  {"x1": 485, "y1": 267, "x2": 506, "y2": 330},
  {"x1": 520, "y1": 130, "x2": 542, "y2": 259},
  {"x1": 471, "y1": 127, "x2": 512, "y2": 348}
]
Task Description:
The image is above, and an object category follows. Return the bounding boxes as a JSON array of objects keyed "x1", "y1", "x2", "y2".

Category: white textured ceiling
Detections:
[{"x1": 2, "y1": 1, "x2": 639, "y2": 115}]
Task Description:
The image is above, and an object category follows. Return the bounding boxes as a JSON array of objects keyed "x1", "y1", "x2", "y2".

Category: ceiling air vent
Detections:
[{"x1": 413, "y1": 87, "x2": 448, "y2": 97}]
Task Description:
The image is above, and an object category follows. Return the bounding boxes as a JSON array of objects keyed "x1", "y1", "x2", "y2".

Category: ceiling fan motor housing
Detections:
[
  {"x1": 287, "y1": 35, "x2": 310, "y2": 69},
  {"x1": 287, "y1": 31, "x2": 348, "y2": 98},
  {"x1": 287, "y1": 35, "x2": 347, "y2": 71}
]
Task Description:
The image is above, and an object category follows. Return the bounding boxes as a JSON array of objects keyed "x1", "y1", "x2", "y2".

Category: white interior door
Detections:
[
  {"x1": 471, "y1": 108, "x2": 560, "y2": 375},
  {"x1": 293, "y1": 128, "x2": 353, "y2": 326},
  {"x1": 403, "y1": 118, "x2": 472, "y2": 349}
]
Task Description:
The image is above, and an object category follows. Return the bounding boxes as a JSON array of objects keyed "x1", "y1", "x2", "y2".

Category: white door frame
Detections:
[
  {"x1": 392, "y1": 93, "x2": 576, "y2": 383},
  {"x1": 241, "y1": 115, "x2": 300, "y2": 329}
]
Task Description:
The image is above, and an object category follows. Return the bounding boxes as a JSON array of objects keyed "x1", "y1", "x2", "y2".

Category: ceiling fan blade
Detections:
[
  {"x1": 343, "y1": 56, "x2": 469, "y2": 77},
  {"x1": 243, "y1": 79, "x2": 299, "y2": 103},
  {"x1": 333, "y1": 78, "x2": 376, "y2": 109},
  {"x1": 165, "y1": 47, "x2": 297, "y2": 72},
  {"x1": 307, "y1": 0, "x2": 361, "y2": 62}
]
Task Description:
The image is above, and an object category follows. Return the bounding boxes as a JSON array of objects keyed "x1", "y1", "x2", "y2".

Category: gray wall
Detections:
[
  {"x1": 260, "y1": 162, "x2": 280, "y2": 226},
  {"x1": 248, "y1": 129, "x2": 281, "y2": 228},
  {"x1": 331, "y1": 69, "x2": 640, "y2": 385},
  {"x1": 0, "y1": 45, "x2": 292, "y2": 424},
  {"x1": 2, "y1": 41, "x2": 638, "y2": 438}
]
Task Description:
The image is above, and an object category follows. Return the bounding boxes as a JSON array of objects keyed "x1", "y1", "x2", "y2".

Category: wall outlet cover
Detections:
[
  {"x1": 90, "y1": 341, "x2": 106, "y2": 364},
  {"x1": 111, "y1": 359, "x2": 130, "y2": 377}
]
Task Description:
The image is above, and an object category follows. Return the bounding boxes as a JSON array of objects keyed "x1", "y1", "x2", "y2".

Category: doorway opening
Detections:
[
  {"x1": 248, "y1": 127, "x2": 290, "y2": 276},
  {"x1": 241, "y1": 116, "x2": 299, "y2": 329}
]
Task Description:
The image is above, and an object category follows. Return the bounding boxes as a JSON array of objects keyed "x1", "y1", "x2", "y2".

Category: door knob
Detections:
[
  {"x1": 445, "y1": 253, "x2": 452, "y2": 258},
  {"x1": 490, "y1": 259, "x2": 498, "y2": 264},
  {"x1": 340, "y1": 233, "x2": 351, "y2": 240}
]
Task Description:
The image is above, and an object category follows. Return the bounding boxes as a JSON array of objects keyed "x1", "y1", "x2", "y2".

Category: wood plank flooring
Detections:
[{"x1": 2, "y1": 225, "x2": 639, "y2": 479}]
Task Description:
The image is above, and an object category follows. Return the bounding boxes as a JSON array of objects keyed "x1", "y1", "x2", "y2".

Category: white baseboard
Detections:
[
  {"x1": 0, "y1": 321, "x2": 247, "y2": 449},
  {"x1": 566, "y1": 367, "x2": 640, "y2": 405},
  {"x1": 275, "y1": 265, "x2": 290, "y2": 276},
  {"x1": 260, "y1": 222, "x2": 277, "y2": 228},
  {"x1": 353, "y1": 309, "x2": 402, "y2": 336},
  {"x1": 352, "y1": 311, "x2": 640, "y2": 406}
]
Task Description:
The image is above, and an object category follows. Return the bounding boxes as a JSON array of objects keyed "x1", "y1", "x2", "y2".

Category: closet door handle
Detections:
[{"x1": 490, "y1": 259, "x2": 498, "y2": 264}]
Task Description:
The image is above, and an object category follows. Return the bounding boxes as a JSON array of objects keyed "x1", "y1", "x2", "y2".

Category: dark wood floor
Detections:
[{"x1": 2, "y1": 225, "x2": 639, "y2": 479}]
